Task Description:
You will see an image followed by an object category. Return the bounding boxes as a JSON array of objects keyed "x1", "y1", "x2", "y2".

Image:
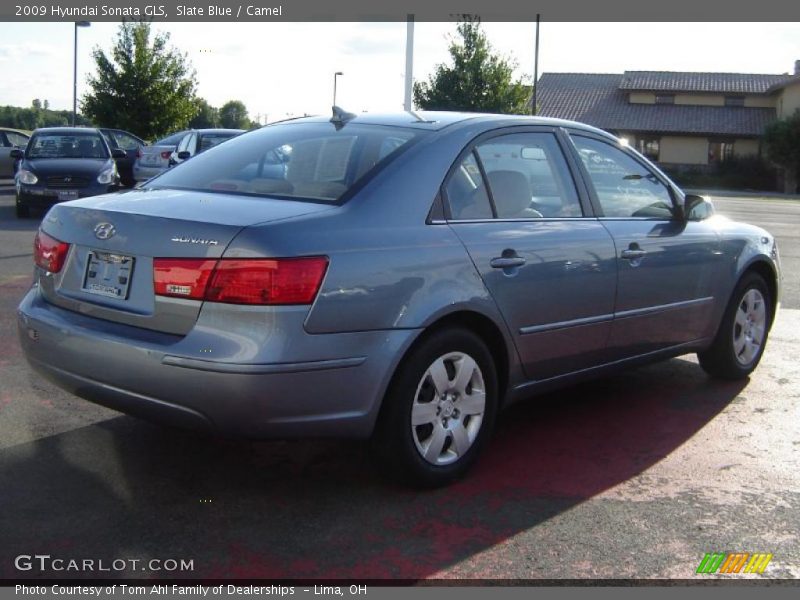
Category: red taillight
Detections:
[
  {"x1": 153, "y1": 259, "x2": 217, "y2": 299},
  {"x1": 160, "y1": 151, "x2": 172, "y2": 160},
  {"x1": 34, "y1": 230, "x2": 70, "y2": 273},
  {"x1": 153, "y1": 257, "x2": 328, "y2": 305}
]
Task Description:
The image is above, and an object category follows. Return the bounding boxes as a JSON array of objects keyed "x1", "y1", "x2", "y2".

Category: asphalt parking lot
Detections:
[{"x1": 0, "y1": 180, "x2": 798, "y2": 580}]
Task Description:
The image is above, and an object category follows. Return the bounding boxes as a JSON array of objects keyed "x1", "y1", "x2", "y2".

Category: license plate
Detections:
[
  {"x1": 57, "y1": 190, "x2": 79, "y2": 201},
  {"x1": 82, "y1": 252, "x2": 135, "y2": 299}
]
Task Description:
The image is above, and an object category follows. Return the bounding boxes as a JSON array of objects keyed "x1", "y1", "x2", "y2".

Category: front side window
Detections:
[
  {"x1": 148, "y1": 123, "x2": 424, "y2": 203},
  {"x1": 572, "y1": 135, "x2": 675, "y2": 219},
  {"x1": 475, "y1": 132, "x2": 582, "y2": 218},
  {"x1": 26, "y1": 133, "x2": 109, "y2": 159}
]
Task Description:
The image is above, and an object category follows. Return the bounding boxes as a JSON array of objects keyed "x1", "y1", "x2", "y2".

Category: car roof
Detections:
[
  {"x1": 31, "y1": 127, "x2": 103, "y2": 135},
  {"x1": 279, "y1": 110, "x2": 616, "y2": 138},
  {"x1": 0, "y1": 127, "x2": 30, "y2": 136},
  {"x1": 193, "y1": 129, "x2": 245, "y2": 135}
]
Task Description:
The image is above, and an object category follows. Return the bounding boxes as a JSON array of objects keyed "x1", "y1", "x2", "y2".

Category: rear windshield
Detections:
[
  {"x1": 27, "y1": 132, "x2": 109, "y2": 159},
  {"x1": 147, "y1": 122, "x2": 425, "y2": 202},
  {"x1": 153, "y1": 131, "x2": 187, "y2": 146},
  {"x1": 198, "y1": 132, "x2": 239, "y2": 152}
]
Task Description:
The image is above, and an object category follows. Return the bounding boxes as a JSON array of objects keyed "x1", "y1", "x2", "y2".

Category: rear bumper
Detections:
[
  {"x1": 17, "y1": 287, "x2": 418, "y2": 439},
  {"x1": 132, "y1": 164, "x2": 166, "y2": 182}
]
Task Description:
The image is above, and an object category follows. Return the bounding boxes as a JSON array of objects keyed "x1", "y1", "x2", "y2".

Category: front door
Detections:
[{"x1": 568, "y1": 134, "x2": 721, "y2": 359}]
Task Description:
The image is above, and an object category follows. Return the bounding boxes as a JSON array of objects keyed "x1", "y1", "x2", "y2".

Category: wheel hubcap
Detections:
[
  {"x1": 733, "y1": 288, "x2": 766, "y2": 366},
  {"x1": 411, "y1": 351, "x2": 486, "y2": 466}
]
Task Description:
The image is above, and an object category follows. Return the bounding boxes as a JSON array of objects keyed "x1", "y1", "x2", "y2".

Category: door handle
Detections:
[
  {"x1": 621, "y1": 249, "x2": 647, "y2": 260},
  {"x1": 490, "y1": 256, "x2": 526, "y2": 269}
]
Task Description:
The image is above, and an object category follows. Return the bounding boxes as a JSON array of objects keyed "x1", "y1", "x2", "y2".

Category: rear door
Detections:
[
  {"x1": 566, "y1": 133, "x2": 721, "y2": 359},
  {"x1": 444, "y1": 128, "x2": 618, "y2": 381}
]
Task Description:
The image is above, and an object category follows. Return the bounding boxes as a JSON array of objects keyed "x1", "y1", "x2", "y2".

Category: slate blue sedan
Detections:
[{"x1": 17, "y1": 111, "x2": 780, "y2": 486}]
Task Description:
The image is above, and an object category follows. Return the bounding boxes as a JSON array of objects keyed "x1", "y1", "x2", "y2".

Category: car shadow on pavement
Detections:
[
  {"x1": 0, "y1": 358, "x2": 746, "y2": 580},
  {"x1": 0, "y1": 203, "x2": 41, "y2": 232}
]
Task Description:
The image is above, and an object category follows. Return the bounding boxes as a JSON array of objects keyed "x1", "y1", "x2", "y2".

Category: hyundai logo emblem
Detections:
[
  {"x1": 64, "y1": 176, "x2": 72, "y2": 183},
  {"x1": 94, "y1": 222, "x2": 116, "y2": 240}
]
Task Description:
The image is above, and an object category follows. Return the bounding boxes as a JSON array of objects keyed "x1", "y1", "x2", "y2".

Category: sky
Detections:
[{"x1": 1, "y1": 21, "x2": 799, "y2": 123}]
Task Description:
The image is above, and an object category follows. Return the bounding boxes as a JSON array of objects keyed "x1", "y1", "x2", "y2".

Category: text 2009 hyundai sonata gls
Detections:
[{"x1": 18, "y1": 110, "x2": 780, "y2": 485}]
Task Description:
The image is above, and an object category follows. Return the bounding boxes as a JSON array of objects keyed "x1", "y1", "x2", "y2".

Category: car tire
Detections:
[
  {"x1": 373, "y1": 327, "x2": 498, "y2": 487},
  {"x1": 15, "y1": 200, "x2": 30, "y2": 219},
  {"x1": 698, "y1": 272, "x2": 771, "y2": 380}
]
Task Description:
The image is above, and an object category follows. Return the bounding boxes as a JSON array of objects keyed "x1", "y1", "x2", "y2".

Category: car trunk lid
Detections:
[{"x1": 38, "y1": 189, "x2": 334, "y2": 335}]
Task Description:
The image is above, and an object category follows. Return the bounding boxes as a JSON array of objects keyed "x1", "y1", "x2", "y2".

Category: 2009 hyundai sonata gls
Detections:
[{"x1": 18, "y1": 111, "x2": 780, "y2": 485}]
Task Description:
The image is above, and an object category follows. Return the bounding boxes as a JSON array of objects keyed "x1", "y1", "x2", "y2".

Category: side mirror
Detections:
[
  {"x1": 10, "y1": 148, "x2": 23, "y2": 159},
  {"x1": 111, "y1": 148, "x2": 127, "y2": 159},
  {"x1": 683, "y1": 194, "x2": 715, "y2": 221},
  {"x1": 177, "y1": 151, "x2": 191, "y2": 160}
]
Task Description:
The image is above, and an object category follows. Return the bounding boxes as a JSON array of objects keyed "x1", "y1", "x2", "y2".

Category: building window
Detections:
[
  {"x1": 655, "y1": 94, "x2": 675, "y2": 105},
  {"x1": 725, "y1": 96, "x2": 745, "y2": 107},
  {"x1": 708, "y1": 140, "x2": 735, "y2": 163},
  {"x1": 635, "y1": 136, "x2": 661, "y2": 161}
]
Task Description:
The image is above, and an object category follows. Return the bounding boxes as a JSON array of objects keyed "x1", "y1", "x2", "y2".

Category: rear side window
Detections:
[
  {"x1": 475, "y1": 133, "x2": 582, "y2": 218},
  {"x1": 148, "y1": 123, "x2": 424, "y2": 203},
  {"x1": 111, "y1": 131, "x2": 142, "y2": 150},
  {"x1": 445, "y1": 152, "x2": 493, "y2": 219}
]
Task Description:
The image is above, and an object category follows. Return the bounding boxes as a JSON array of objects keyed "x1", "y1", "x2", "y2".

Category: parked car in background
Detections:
[
  {"x1": 1, "y1": 127, "x2": 30, "y2": 177},
  {"x1": 132, "y1": 130, "x2": 187, "y2": 184},
  {"x1": 13, "y1": 127, "x2": 124, "y2": 218},
  {"x1": 99, "y1": 128, "x2": 145, "y2": 188},
  {"x1": 168, "y1": 128, "x2": 244, "y2": 166},
  {"x1": 17, "y1": 112, "x2": 780, "y2": 486}
]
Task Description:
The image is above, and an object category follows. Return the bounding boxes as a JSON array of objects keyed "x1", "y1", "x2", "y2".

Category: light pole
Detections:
[
  {"x1": 333, "y1": 71, "x2": 343, "y2": 107},
  {"x1": 73, "y1": 21, "x2": 91, "y2": 126}
]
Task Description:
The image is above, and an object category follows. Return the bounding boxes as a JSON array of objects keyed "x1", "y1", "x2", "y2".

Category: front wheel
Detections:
[
  {"x1": 698, "y1": 272, "x2": 771, "y2": 379},
  {"x1": 373, "y1": 328, "x2": 498, "y2": 487}
]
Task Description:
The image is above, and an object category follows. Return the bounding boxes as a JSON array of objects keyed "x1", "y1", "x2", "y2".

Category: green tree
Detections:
[
  {"x1": 219, "y1": 100, "x2": 249, "y2": 129},
  {"x1": 413, "y1": 19, "x2": 530, "y2": 114},
  {"x1": 81, "y1": 21, "x2": 198, "y2": 140},
  {"x1": 189, "y1": 97, "x2": 218, "y2": 128},
  {"x1": 763, "y1": 109, "x2": 800, "y2": 193},
  {"x1": 32, "y1": 99, "x2": 42, "y2": 111}
]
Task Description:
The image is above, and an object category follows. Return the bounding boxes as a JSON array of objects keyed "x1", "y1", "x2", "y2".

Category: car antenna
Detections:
[{"x1": 330, "y1": 106, "x2": 357, "y2": 130}]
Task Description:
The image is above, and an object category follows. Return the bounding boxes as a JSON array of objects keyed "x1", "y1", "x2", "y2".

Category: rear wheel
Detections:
[
  {"x1": 373, "y1": 328, "x2": 498, "y2": 487},
  {"x1": 698, "y1": 272, "x2": 771, "y2": 379}
]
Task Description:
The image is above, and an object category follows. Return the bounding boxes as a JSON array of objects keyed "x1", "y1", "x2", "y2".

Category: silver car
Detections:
[
  {"x1": 132, "y1": 130, "x2": 187, "y2": 183},
  {"x1": 1, "y1": 128, "x2": 30, "y2": 177},
  {"x1": 17, "y1": 112, "x2": 780, "y2": 486}
]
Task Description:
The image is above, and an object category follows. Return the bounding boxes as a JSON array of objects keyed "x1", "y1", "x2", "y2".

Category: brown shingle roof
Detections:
[
  {"x1": 619, "y1": 71, "x2": 791, "y2": 94},
  {"x1": 536, "y1": 73, "x2": 777, "y2": 137}
]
